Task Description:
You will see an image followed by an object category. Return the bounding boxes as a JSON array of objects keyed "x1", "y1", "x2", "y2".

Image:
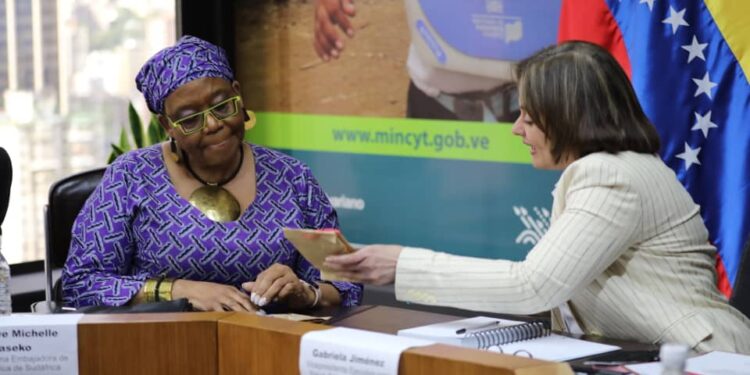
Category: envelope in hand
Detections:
[{"x1": 283, "y1": 228, "x2": 355, "y2": 281}]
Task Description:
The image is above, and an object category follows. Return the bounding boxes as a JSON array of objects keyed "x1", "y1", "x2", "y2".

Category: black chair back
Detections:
[
  {"x1": 0, "y1": 147, "x2": 11, "y2": 234},
  {"x1": 44, "y1": 168, "x2": 106, "y2": 306},
  {"x1": 730, "y1": 238, "x2": 750, "y2": 320}
]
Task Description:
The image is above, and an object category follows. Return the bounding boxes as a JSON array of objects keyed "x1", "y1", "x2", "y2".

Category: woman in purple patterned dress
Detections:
[{"x1": 61, "y1": 36, "x2": 362, "y2": 311}]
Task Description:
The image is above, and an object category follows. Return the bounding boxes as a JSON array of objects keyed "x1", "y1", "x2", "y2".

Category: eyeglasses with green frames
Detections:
[{"x1": 167, "y1": 95, "x2": 242, "y2": 135}]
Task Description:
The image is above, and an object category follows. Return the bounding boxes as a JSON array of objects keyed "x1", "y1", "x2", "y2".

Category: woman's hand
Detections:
[
  {"x1": 241, "y1": 264, "x2": 316, "y2": 310},
  {"x1": 171, "y1": 279, "x2": 257, "y2": 312},
  {"x1": 323, "y1": 245, "x2": 403, "y2": 285},
  {"x1": 313, "y1": 0, "x2": 356, "y2": 60}
]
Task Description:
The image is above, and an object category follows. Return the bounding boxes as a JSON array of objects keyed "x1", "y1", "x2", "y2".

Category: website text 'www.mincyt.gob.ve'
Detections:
[{"x1": 331, "y1": 128, "x2": 490, "y2": 152}]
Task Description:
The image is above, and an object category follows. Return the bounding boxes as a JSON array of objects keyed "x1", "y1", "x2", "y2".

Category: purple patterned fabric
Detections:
[
  {"x1": 61, "y1": 144, "x2": 362, "y2": 308},
  {"x1": 135, "y1": 35, "x2": 234, "y2": 114}
]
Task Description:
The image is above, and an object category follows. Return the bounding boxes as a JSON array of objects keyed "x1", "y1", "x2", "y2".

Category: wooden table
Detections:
[
  {"x1": 218, "y1": 306, "x2": 572, "y2": 375},
  {"x1": 73, "y1": 305, "x2": 652, "y2": 374}
]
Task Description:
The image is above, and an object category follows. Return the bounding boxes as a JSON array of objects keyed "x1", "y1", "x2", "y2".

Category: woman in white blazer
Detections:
[{"x1": 324, "y1": 41, "x2": 750, "y2": 354}]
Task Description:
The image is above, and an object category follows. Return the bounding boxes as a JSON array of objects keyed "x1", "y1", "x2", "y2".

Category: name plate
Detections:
[
  {"x1": 0, "y1": 314, "x2": 83, "y2": 375},
  {"x1": 299, "y1": 327, "x2": 434, "y2": 375}
]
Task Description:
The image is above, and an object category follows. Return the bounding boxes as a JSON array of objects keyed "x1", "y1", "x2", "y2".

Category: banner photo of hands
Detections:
[{"x1": 233, "y1": 0, "x2": 562, "y2": 260}]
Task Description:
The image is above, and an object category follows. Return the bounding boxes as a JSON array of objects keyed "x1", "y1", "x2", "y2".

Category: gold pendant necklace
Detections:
[
  {"x1": 184, "y1": 145, "x2": 244, "y2": 222},
  {"x1": 189, "y1": 185, "x2": 241, "y2": 222}
]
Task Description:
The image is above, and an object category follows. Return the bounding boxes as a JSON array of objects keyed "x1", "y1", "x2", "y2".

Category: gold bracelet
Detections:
[
  {"x1": 143, "y1": 279, "x2": 158, "y2": 303},
  {"x1": 157, "y1": 278, "x2": 175, "y2": 301}
]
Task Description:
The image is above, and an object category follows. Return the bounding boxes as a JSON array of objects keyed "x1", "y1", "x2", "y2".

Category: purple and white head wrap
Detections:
[{"x1": 135, "y1": 35, "x2": 234, "y2": 114}]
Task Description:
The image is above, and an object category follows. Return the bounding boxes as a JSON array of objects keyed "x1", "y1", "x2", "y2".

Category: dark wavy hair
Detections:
[{"x1": 516, "y1": 41, "x2": 660, "y2": 163}]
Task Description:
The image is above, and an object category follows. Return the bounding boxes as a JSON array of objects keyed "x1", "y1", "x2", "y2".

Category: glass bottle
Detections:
[
  {"x1": 660, "y1": 342, "x2": 689, "y2": 375},
  {"x1": 0, "y1": 237, "x2": 11, "y2": 315}
]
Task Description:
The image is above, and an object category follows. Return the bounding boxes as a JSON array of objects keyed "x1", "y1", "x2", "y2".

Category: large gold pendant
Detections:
[{"x1": 188, "y1": 185, "x2": 241, "y2": 222}]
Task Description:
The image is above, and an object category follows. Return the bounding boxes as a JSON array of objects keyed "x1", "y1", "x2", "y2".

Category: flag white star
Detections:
[
  {"x1": 662, "y1": 6, "x2": 689, "y2": 34},
  {"x1": 640, "y1": 0, "x2": 656, "y2": 11},
  {"x1": 681, "y1": 36, "x2": 708, "y2": 63},
  {"x1": 692, "y1": 111, "x2": 718, "y2": 138},
  {"x1": 676, "y1": 142, "x2": 701, "y2": 170},
  {"x1": 692, "y1": 72, "x2": 718, "y2": 99}
]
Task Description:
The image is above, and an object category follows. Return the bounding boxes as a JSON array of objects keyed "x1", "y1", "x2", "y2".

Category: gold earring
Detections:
[
  {"x1": 244, "y1": 110, "x2": 257, "y2": 130},
  {"x1": 169, "y1": 137, "x2": 182, "y2": 164}
]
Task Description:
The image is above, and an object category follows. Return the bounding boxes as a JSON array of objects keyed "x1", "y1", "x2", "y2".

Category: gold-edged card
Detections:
[{"x1": 283, "y1": 228, "x2": 355, "y2": 281}]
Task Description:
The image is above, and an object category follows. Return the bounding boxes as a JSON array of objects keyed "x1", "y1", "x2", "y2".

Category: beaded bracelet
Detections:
[{"x1": 299, "y1": 280, "x2": 321, "y2": 308}]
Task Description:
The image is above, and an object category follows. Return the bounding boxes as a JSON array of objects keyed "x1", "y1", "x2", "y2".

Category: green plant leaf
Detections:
[
  {"x1": 128, "y1": 102, "x2": 144, "y2": 148},
  {"x1": 147, "y1": 116, "x2": 166, "y2": 145},
  {"x1": 107, "y1": 102, "x2": 164, "y2": 163},
  {"x1": 147, "y1": 124, "x2": 159, "y2": 146},
  {"x1": 107, "y1": 143, "x2": 126, "y2": 164},
  {"x1": 117, "y1": 128, "x2": 132, "y2": 152},
  {"x1": 153, "y1": 117, "x2": 167, "y2": 142},
  {"x1": 111, "y1": 143, "x2": 126, "y2": 154}
]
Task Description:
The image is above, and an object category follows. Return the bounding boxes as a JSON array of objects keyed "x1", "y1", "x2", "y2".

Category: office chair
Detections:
[
  {"x1": 41, "y1": 167, "x2": 105, "y2": 312},
  {"x1": 730, "y1": 237, "x2": 750, "y2": 320},
  {"x1": 0, "y1": 147, "x2": 11, "y2": 236}
]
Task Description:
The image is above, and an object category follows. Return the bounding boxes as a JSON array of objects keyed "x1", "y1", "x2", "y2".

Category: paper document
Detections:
[
  {"x1": 299, "y1": 327, "x2": 434, "y2": 375},
  {"x1": 268, "y1": 313, "x2": 332, "y2": 322},
  {"x1": 0, "y1": 313, "x2": 84, "y2": 374},
  {"x1": 627, "y1": 351, "x2": 750, "y2": 375},
  {"x1": 398, "y1": 316, "x2": 619, "y2": 362}
]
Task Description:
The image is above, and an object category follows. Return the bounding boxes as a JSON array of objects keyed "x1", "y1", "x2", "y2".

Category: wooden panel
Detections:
[
  {"x1": 78, "y1": 312, "x2": 230, "y2": 375},
  {"x1": 218, "y1": 313, "x2": 329, "y2": 375},
  {"x1": 218, "y1": 310, "x2": 573, "y2": 375},
  {"x1": 401, "y1": 346, "x2": 572, "y2": 375}
]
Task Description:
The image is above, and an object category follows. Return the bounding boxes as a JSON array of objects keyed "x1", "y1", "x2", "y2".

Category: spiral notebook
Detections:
[{"x1": 397, "y1": 316, "x2": 620, "y2": 361}]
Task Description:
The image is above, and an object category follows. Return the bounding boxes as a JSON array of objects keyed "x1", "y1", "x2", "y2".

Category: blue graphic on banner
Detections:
[
  {"x1": 416, "y1": 0, "x2": 562, "y2": 61},
  {"x1": 416, "y1": 20, "x2": 447, "y2": 64},
  {"x1": 283, "y1": 150, "x2": 560, "y2": 260}
]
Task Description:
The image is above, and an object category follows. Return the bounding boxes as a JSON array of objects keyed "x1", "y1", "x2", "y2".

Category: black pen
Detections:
[
  {"x1": 583, "y1": 360, "x2": 630, "y2": 366},
  {"x1": 571, "y1": 364, "x2": 630, "y2": 375},
  {"x1": 455, "y1": 320, "x2": 501, "y2": 335}
]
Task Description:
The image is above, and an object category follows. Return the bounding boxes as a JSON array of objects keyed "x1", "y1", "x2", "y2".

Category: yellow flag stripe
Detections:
[{"x1": 704, "y1": 0, "x2": 750, "y2": 83}]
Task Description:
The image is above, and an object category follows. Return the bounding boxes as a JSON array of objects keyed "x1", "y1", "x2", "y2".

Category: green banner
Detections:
[{"x1": 247, "y1": 112, "x2": 532, "y2": 164}]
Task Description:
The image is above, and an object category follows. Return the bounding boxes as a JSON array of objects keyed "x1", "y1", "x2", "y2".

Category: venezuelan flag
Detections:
[{"x1": 559, "y1": 0, "x2": 750, "y2": 297}]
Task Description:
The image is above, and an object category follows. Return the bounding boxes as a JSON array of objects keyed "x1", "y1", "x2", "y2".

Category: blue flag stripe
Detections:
[{"x1": 605, "y1": 0, "x2": 750, "y2": 286}]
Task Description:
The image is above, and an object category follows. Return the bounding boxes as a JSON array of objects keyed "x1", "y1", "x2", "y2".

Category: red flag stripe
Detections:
[
  {"x1": 558, "y1": 0, "x2": 632, "y2": 78},
  {"x1": 716, "y1": 253, "x2": 732, "y2": 298},
  {"x1": 557, "y1": 0, "x2": 734, "y2": 297}
]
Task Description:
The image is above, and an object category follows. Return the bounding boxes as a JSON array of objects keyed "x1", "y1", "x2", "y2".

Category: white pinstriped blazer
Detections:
[{"x1": 395, "y1": 151, "x2": 750, "y2": 354}]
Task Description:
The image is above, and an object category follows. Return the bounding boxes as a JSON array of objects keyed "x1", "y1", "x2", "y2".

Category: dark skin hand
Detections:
[
  {"x1": 314, "y1": 0, "x2": 356, "y2": 61},
  {"x1": 242, "y1": 263, "x2": 316, "y2": 310},
  {"x1": 171, "y1": 279, "x2": 258, "y2": 312}
]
